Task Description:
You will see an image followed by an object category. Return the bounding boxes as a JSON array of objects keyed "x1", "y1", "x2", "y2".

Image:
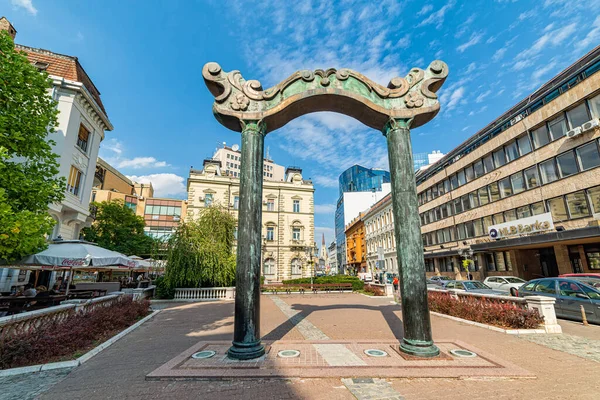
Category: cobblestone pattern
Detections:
[
  {"x1": 0, "y1": 368, "x2": 73, "y2": 400},
  {"x1": 270, "y1": 295, "x2": 330, "y2": 340},
  {"x1": 520, "y1": 333, "x2": 600, "y2": 363},
  {"x1": 313, "y1": 344, "x2": 367, "y2": 366},
  {"x1": 342, "y1": 378, "x2": 405, "y2": 400}
]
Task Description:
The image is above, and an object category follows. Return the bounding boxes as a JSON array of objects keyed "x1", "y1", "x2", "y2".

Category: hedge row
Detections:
[{"x1": 282, "y1": 275, "x2": 364, "y2": 291}]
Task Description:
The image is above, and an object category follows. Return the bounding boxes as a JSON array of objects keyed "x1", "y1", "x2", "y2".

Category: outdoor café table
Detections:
[{"x1": 0, "y1": 296, "x2": 33, "y2": 314}]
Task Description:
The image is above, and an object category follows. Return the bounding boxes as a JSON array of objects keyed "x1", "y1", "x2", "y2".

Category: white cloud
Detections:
[
  {"x1": 518, "y1": 10, "x2": 535, "y2": 20},
  {"x1": 11, "y1": 0, "x2": 37, "y2": 15},
  {"x1": 531, "y1": 60, "x2": 558, "y2": 81},
  {"x1": 492, "y1": 47, "x2": 507, "y2": 62},
  {"x1": 444, "y1": 86, "x2": 465, "y2": 111},
  {"x1": 101, "y1": 138, "x2": 123, "y2": 155},
  {"x1": 117, "y1": 157, "x2": 169, "y2": 169},
  {"x1": 511, "y1": 59, "x2": 535, "y2": 71},
  {"x1": 457, "y1": 31, "x2": 483, "y2": 53},
  {"x1": 476, "y1": 90, "x2": 491, "y2": 103},
  {"x1": 396, "y1": 34, "x2": 410, "y2": 49},
  {"x1": 464, "y1": 62, "x2": 477, "y2": 74},
  {"x1": 417, "y1": 0, "x2": 455, "y2": 28},
  {"x1": 314, "y1": 204, "x2": 336, "y2": 214},
  {"x1": 416, "y1": 4, "x2": 433, "y2": 16},
  {"x1": 127, "y1": 173, "x2": 186, "y2": 198},
  {"x1": 312, "y1": 175, "x2": 339, "y2": 188},
  {"x1": 315, "y1": 226, "x2": 335, "y2": 245},
  {"x1": 468, "y1": 105, "x2": 488, "y2": 116},
  {"x1": 575, "y1": 15, "x2": 600, "y2": 52},
  {"x1": 454, "y1": 14, "x2": 476, "y2": 38},
  {"x1": 516, "y1": 23, "x2": 577, "y2": 61}
]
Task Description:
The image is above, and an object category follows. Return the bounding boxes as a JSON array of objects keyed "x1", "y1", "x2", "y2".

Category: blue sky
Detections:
[{"x1": 5, "y1": 0, "x2": 600, "y2": 245}]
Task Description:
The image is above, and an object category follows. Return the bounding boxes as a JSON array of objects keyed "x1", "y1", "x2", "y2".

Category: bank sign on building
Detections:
[{"x1": 489, "y1": 213, "x2": 554, "y2": 240}]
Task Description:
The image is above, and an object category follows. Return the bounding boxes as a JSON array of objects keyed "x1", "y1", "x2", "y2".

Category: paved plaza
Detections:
[{"x1": 4, "y1": 293, "x2": 600, "y2": 399}]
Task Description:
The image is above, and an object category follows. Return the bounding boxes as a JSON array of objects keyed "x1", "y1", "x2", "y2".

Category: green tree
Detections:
[
  {"x1": 165, "y1": 206, "x2": 236, "y2": 289},
  {"x1": 82, "y1": 200, "x2": 156, "y2": 256},
  {"x1": 0, "y1": 31, "x2": 65, "y2": 262}
]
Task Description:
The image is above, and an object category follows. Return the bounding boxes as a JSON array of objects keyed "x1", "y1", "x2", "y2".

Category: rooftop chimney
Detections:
[{"x1": 0, "y1": 17, "x2": 16, "y2": 40}]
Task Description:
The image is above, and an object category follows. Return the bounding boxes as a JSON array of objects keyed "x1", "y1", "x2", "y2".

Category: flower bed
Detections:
[
  {"x1": 0, "y1": 296, "x2": 150, "y2": 370},
  {"x1": 362, "y1": 284, "x2": 385, "y2": 296},
  {"x1": 427, "y1": 291, "x2": 544, "y2": 330}
]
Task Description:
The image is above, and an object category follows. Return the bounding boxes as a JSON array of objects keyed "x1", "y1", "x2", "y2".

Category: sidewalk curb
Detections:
[
  {"x1": 0, "y1": 310, "x2": 160, "y2": 377},
  {"x1": 430, "y1": 311, "x2": 546, "y2": 335}
]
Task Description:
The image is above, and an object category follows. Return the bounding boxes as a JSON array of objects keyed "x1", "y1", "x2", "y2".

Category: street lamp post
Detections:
[
  {"x1": 304, "y1": 246, "x2": 314, "y2": 288},
  {"x1": 458, "y1": 248, "x2": 474, "y2": 280}
]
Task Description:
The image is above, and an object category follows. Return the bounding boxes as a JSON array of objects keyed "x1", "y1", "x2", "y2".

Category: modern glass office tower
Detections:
[{"x1": 335, "y1": 165, "x2": 391, "y2": 272}]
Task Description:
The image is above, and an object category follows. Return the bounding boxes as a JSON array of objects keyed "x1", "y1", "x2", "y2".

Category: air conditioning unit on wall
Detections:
[
  {"x1": 581, "y1": 118, "x2": 600, "y2": 133},
  {"x1": 567, "y1": 126, "x2": 582, "y2": 138}
]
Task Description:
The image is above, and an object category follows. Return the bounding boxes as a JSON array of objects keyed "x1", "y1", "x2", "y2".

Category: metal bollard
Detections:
[{"x1": 581, "y1": 305, "x2": 589, "y2": 326}]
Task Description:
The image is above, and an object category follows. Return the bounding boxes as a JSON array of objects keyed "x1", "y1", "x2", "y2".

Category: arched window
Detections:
[
  {"x1": 263, "y1": 258, "x2": 276, "y2": 275},
  {"x1": 291, "y1": 258, "x2": 302, "y2": 275}
]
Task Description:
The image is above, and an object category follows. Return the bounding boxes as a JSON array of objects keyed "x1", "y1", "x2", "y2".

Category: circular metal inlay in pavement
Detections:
[
  {"x1": 450, "y1": 349, "x2": 477, "y2": 358},
  {"x1": 277, "y1": 350, "x2": 301, "y2": 358},
  {"x1": 191, "y1": 350, "x2": 216, "y2": 359},
  {"x1": 364, "y1": 349, "x2": 388, "y2": 357}
]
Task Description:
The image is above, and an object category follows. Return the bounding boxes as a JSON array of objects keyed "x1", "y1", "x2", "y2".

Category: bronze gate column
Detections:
[
  {"x1": 384, "y1": 118, "x2": 439, "y2": 358},
  {"x1": 227, "y1": 120, "x2": 266, "y2": 360}
]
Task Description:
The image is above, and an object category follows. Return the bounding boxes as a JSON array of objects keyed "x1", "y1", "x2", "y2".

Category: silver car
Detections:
[
  {"x1": 483, "y1": 276, "x2": 527, "y2": 295},
  {"x1": 444, "y1": 280, "x2": 505, "y2": 295},
  {"x1": 517, "y1": 278, "x2": 600, "y2": 324}
]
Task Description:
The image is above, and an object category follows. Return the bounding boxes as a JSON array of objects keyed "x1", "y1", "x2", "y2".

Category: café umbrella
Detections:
[{"x1": 18, "y1": 241, "x2": 138, "y2": 294}]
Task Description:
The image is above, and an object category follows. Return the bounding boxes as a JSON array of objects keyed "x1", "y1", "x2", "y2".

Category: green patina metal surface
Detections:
[{"x1": 203, "y1": 60, "x2": 448, "y2": 360}]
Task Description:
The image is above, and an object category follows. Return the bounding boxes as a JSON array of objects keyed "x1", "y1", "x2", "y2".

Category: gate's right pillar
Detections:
[{"x1": 383, "y1": 118, "x2": 439, "y2": 358}]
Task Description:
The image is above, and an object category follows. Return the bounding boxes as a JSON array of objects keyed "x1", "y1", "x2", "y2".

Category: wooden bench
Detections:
[{"x1": 261, "y1": 283, "x2": 353, "y2": 294}]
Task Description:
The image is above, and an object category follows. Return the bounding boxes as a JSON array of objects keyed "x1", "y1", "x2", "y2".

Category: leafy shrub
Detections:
[
  {"x1": 154, "y1": 275, "x2": 175, "y2": 299},
  {"x1": 282, "y1": 275, "x2": 364, "y2": 291},
  {"x1": 427, "y1": 291, "x2": 544, "y2": 329},
  {"x1": 0, "y1": 296, "x2": 150, "y2": 369},
  {"x1": 363, "y1": 284, "x2": 384, "y2": 296}
]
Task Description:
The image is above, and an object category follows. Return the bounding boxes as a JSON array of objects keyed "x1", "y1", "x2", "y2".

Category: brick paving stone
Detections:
[
  {"x1": 28, "y1": 294, "x2": 600, "y2": 400},
  {"x1": 519, "y1": 333, "x2": 600, "y2": 363},
  {"x1": 342, "y1": 378, "x2": 405, "y2": 400},
  {"x1": 0, "y1": 368, "x2": 73, "y2": 400},
  {"x1": 270, "y1": 295, "x2": 330, "y2": 340}
]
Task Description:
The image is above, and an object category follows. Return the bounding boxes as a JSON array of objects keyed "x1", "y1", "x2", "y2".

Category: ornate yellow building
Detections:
[
  {"x1": 345, "y1": 213, "x2": 367, "y2": 275},
  {"x1": 187, "y1": 159, "x2": 315, "y2": 282}
]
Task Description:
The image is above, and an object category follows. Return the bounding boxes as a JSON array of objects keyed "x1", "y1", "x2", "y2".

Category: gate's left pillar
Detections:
[{"x1": 228, "y1": 120, "x2": 266, "y2": 360}]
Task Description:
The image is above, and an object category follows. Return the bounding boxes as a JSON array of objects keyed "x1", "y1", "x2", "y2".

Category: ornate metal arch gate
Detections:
[{"x1": 202, "y1": 60, "x2": 449, "y2": 360}]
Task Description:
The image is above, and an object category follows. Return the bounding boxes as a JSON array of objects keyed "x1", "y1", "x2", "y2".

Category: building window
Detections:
[
  {"x1": 516, "y1": 205, "x2": 532, "y2": 219},
  {"x1": 233, "y1": 196, "x2": 239, "y2": 210},
  {"x1": 67, "y1": 166, "x2": 83, "y2": 196},
  {"x1": 478, "y1": 186, "x2": 489, "y2": 205},
  {"x1": 234, "y1": 227, "x2": 238, "y2": 240},
  {"x1": 584, "y1": 245, "x2": 600, "y2": 270},
  {"x1": 264, "y1": 258, "x2": 275, "y2": 275},
  {"x1": 493, "y1": 148, "x2": 506, "y2": 168},
  {"x1": 557, "y1": 151, "x2": 579, "y2": 178},
  {"x1": 465, "y1": 165, "x2": 475, "y2": 182},
  {"x1": 589, "y1": 94, "x2": 600, "y2": 118},
  {"x1": 587, "y1": 186, "x2": 600, "y2": 214},
  {"x1": 488, "y1": 182, "x2": 500, "y2": 202},
  {"x1": 483, "y1": 154, "x2": 495, "y2": 173},
  {"x1": 504, "y1": 209, "x2": 517, "y2": 222},
  {"x1": 531, "y1": 125, "x2": 550, "y2": 149},
  {"x1": 511, "y1": 172, "x2": 526, "y2": 194},
  {"x1": 576, "y1": 142, "x2": 600, "y2": 171},
  {"x1": 531, "y1": 201, "x2": 546, "y2": 215},
  {"x1": 539, "y1": 159, "x2": 559, "y2": 184},
  {"x1": 482, "y1": 216, "x2": 493, "y2": 231},
  {"x1": 498, "y1": 177, "x2": 512, "y2": 198},
  {"x1": 566, "y1": 103, "x2": 590, "y2": 128},
  {"x1": 267, "y1": 198, "x2": 275, "y2": 211},
  {"x1": 293, "y1": 200, "x2": 300, "y2": 213},
  {"x1": 204, "y1": 193, "x2": 213, "y2": 207},
  {"x1": 547, "y1": 196, "x2": 568, "y2": 221},
  {"x1": 469, "y1": 192, "x2": 479, "y2": 208},
  {"x1": 450, "y1": 174, "x2": 459, "y2": 189},
  {"x1": 505, "y1": 141, "x2": 519, "y2": 162},
  {"x1": 473, "y1": 160, "x2": 485, "y2": 178},
  {"x1": 548, "y1": 115, "x2": 567, "y2": 141},
  {"x1": 517, "y1": 134, "x2": 532, "y2": 156},
  {"x1": 291, "y1": 258, "x2": 302, "y2": 275},
  {"x1": 473, "y1": 219, "x2": 484, "y2": 237},
  {"x1": 266, "y1": 226, "x2": 274, "y2": 241},
  {"x1": 453, "y1": 198, "x2": 462, "y2": 214},
  {"x1": 292, "y1": 227, "x2": 301, "y2": 241},
  {"x1": 77, "y1": 124, "x2": 90, "y2": 153},
  {"x1": 492, "y1": 212, "x2": 504, "y2": 224},
  {"x1": 524, "y1": 166, "x2": 540, "y2": 189},
  {"x1": 495, "y1": 252, "x2": 507, "y2": 271},
  {"x1": 566, "y1": 191, "x2": 590, "y2": 219},
  {"x1": 457, "y1": 169, "x2": 466, "y2": 186}
]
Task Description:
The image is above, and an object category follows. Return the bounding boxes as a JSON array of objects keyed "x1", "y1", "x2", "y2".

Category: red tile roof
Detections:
[{"x1": 16, "y1": 44, "x2": 107, "y2": 115}]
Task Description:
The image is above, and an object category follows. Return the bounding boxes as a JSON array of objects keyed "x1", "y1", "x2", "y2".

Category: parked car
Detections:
[
  {"x1": 444, "y1": 280, "x2": 505, "y2": 295},
  {"x1": 516, "y1": 277, "x2": 600, "y2": 324},
  {"x1": 427, "y1": 276, "x2": 451, "y2": 286},
  {"x1": 559, "y1": 273, "x2": 600, "y2": 281},
  {"x1": 483, "y1": 276, "x2": 527, "y2": 295}
]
